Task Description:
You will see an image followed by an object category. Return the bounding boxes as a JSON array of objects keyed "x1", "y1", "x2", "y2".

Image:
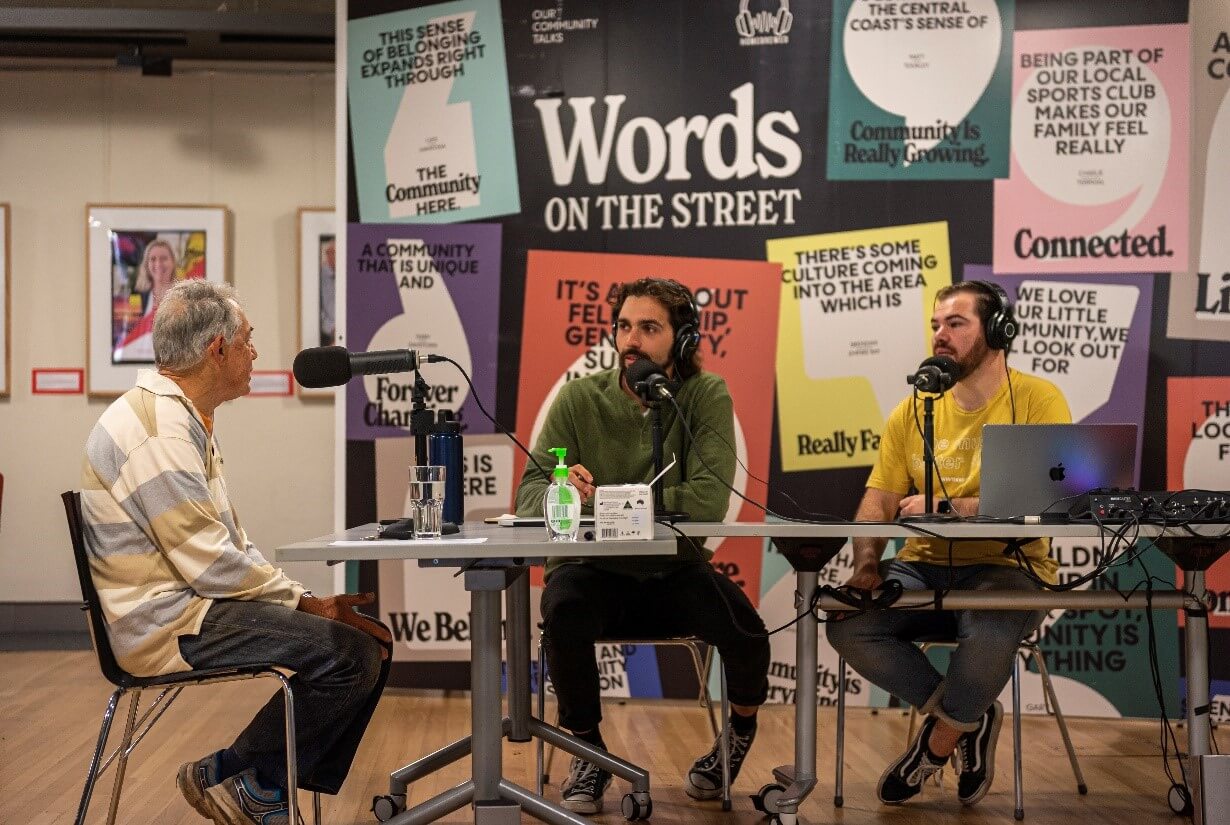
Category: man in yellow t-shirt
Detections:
[{"x1": 827, "y1": 281, "x2": 1071, "y2": 809}]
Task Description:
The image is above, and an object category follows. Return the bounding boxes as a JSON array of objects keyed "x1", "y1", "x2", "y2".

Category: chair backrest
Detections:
[{"x1": 61, "y1": 490, "x2": 134, "y2": 687}]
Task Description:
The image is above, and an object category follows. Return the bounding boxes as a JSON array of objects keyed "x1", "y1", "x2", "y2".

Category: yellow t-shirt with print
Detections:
[{"x1": 866, "y1": 368, "x2": 1071, "y2": 583}]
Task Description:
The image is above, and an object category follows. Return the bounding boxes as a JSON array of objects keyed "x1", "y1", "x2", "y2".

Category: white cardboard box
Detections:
[{"x1": 593, "y1": 484, "x2": 654, "y2": 541}]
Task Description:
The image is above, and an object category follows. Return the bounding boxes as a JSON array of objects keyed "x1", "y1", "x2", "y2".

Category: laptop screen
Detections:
[{"x1": 979, "y1": 424, "x2": 1138, "y2": 518}]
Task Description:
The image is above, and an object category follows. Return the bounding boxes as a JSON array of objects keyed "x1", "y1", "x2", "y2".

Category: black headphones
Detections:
[
  {"x1": 611, "y1": 278, "x2": 702, "y2": 369},
  {"x1": 964, "y1": 280, "x2": 1018, "y2": 352}
]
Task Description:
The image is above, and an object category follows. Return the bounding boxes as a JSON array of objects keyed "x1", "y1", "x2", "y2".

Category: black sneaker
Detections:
[
  {"x1": 877, "y1": 714, "x2": 947, "y2": 804},
  {"x1": 685, "y1": 725, "x2": 756, "y2": 800},
  {"x1": 560, "y1": 756, "x2": 612, "y2": 814},
  {"x1": 955, "y1": 700, "x2": 1004, "y2": 806}
]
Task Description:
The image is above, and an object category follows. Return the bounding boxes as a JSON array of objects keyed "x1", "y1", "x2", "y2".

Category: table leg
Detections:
[
  {"x1": 1183, "y1": 569, "x2": 1212, "y2": 825},
  {"x1": 768, "y1": 571, "x2": 819, "y2": 820},
  {"x1": 505, "y1": 569, "x2": 532, "y2": 742}
]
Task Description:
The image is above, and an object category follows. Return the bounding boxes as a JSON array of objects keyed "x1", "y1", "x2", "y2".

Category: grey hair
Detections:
[{"x1": 153, "y1": 280, "x2": 243, "y2": 371}]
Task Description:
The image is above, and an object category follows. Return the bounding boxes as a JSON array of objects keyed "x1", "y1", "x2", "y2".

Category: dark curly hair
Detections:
[{"x1": 609, "y1": 277, "x2": 702, "y2": 378}]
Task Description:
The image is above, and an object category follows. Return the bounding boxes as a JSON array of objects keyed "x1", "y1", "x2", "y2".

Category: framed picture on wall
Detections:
[
  {"x1": 0, "y1": 203, "x2": 9, "y2": 397},
  {"x1": 297, "y1": 207, "x2": 337, "y2": 398},
  {"x1": 86, "y1": 204, "x2": 228, "y2": 397}
]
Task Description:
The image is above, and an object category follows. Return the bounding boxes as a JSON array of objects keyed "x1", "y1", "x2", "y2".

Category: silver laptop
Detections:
[{"x1": 979, "y1": 424, "x2": 1138, "y2": 518}]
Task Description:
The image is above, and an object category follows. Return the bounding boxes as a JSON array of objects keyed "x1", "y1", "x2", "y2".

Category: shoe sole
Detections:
[
  {"x1": 560, "y1": 797, "x2": 603, "y2": 814},
  {"x1": 959, "y1": 702, "x2": 1003, "y2": 807},
  {"x1": 176, "y1": 762, "x2": 222, "y2": 822},
  {"x1": 684, "y1": 775, "x2": 723, "y2": 801},
  {"x1": 875, "y1": 724, "x2": 934, "y2": 805}
]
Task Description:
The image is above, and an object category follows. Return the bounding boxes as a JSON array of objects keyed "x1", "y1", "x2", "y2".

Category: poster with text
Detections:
[
  {"x1": 827, "y1": 0, "x2": 1013, "y2": 180},
  {"x1": 965, "y1": 266, "x2": 1152, "y2": 438},
  {"x1": 994, "y1": 24, "x2": 1190, "y2": 273},
  {"x1": 347, "y1": 0, "x2": 520, "y2": 224},
  {"x1": 346, "y1": 223, "x2": 501, "y2": 439},
  {"x1": 515, "y1": 251, "x2": 779, "y2": 596},
  {"x1": 373, "y1": 434, "x2": 516, "y2": 673},
  {"x1": 514, "y1": 250, "x2": 780, "y2": 702},
  {"x1": 1168, "y1": 6, "x2": 1230, "y2": 340},
  {"x1": 1167, "y1": 377, "x2": 1230, "y2": 719},
  {"x1": 770, "y1": 221, "x2": 952, "y2": 472}
]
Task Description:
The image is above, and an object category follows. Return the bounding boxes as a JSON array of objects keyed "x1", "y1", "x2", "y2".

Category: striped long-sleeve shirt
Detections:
[{"x1": 81, "y1": 370, "x2": 306, "y2": 676}]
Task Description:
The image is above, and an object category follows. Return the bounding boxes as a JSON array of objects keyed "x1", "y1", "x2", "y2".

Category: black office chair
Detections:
[
  {"x1": 535, "y1": 634, "x2": 733, "y2": 810},
  {"x1": 62, "y1": 491, "x2": 319, "y2": 825}
]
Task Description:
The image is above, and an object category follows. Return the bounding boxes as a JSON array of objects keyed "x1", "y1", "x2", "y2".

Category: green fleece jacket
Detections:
[{"x1": 514, "y1": 368, "x2": 736, "y2": 579}]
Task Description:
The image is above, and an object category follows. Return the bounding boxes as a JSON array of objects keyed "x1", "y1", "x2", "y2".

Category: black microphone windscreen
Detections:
[
  {"x1": 625, "y1": 356, "x2": 664, "y2": 386},
  {"x1": 293, "y1": 346, "x2": 352, "y2": 388},
  {"x1": 920, "y1": 355, "x2": 960, "y2": 379}
]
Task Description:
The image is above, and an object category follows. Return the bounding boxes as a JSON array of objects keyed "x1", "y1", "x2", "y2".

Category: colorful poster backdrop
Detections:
[
  {"x1": 347, "y1": 0, "x2": 520, "y2": 224},
  {"x1": 1168, "y1": 5, "x2": 1230, "y2": 340},
  {"x1": 965, "y1": 266, "x2": 1152, "y2": 434},
  {"x1": 346, "y1": 223, "x2": 501, "y2": 439},
  {"x1": 373, "y1": 434, "x2": 515, "y2": 673},
  {"x1": 515, "y1": 250, "x2": 780, "y2": 598},
  {"x1": 994, "y1": 24, "x2": 1190, "y2": 273},
  {"x1": 827, "y1": 0, "x2": 1013, "y2": 180},
  {"x1": 969, "y1": 267, "x2": 1176, "y2": 717},
  {"x1": 770, "y1": 221, "x2": 952, "y2": 471},
  {"x1": 514, "y1": 251, "x2": 780, "y2": 703},
  {"x1": 1167, "y1": 377, "x2": 1230, "y2": 722}
]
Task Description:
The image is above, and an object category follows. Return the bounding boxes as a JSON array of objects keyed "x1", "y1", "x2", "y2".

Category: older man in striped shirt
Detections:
[{"x1": 82, "y1": 280, "x2": 390, "y2": 825}]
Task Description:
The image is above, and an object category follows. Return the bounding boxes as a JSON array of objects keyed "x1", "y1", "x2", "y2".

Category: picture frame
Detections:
[
  {"x1": 0, "y1": 203, "x2": 9, "y2": 397},
  {"x1": 297, "y1": 207, "x2": 338, "y2": 398},
  {"x1": 86, "y1": 204, "x2": 228, "y2": 397}
]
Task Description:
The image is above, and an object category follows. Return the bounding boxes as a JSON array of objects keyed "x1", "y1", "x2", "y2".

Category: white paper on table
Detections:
[{"x1": 328, "y1": 537, "x2": 490, "y2": 547}]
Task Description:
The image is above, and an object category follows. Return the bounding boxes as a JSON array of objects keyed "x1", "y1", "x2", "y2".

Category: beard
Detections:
[
  {"x1": 951, "y1": 339, "x2": 991, "y2": 377},
  {"x1": 618, "y1": 348, "x2": 675, "y2": 385}
]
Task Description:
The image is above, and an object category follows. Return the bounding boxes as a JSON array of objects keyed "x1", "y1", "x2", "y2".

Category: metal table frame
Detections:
[
  {"x1": 676, "y1": 521, "x2": 1227, "y2": 825},
  {"x1": 276, "y1": 523, "x2": 679, "y2": 825}
]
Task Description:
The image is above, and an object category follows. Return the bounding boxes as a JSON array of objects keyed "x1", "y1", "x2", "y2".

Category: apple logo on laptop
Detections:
[{"x1": 1049, "y1": 462, "x2": 1066, "y2": 482}]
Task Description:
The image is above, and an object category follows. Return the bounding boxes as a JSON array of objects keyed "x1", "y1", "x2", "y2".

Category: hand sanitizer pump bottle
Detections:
[{"x1": 543, "y1": 447, "x2": 581, "y2": 542}]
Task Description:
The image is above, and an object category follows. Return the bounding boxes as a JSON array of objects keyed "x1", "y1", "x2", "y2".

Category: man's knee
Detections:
[
  {"x1": 825, "y1": 615, "x2": 861, "y2": 653},
  {"x1": 541, "y1": 584, "x2": 601, "y2": 644},
  {"x1": 330, "y1": 622, "x2": 385, "y2": 688}
]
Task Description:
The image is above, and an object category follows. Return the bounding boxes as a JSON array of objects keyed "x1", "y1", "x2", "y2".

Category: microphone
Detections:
[
  {"x1": 625, "y1": 356, "x2": 674, "y2": 403},
  {"x1": 906, "y1": 355, "x2": 960, "y2": 393},
  {"x1": 293, "y1": 345, "x2": 442, "y2": 388}
]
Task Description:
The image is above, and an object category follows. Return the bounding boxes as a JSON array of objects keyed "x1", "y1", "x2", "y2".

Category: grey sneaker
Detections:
[
  {"x1": 560, "y1": 756, "x2": 612, "y2": 814},
  {"x1": 176, "y1": 753, "x2": 223, "y2": 820},
  {"x1": 955, "y1": 700, "x2": 1004, "y2": 806},
  {"x1": 685, "y1": 725, "x2": 756, "y2": 800},
  {"x1": 205, "y1": 770, "x2": 289, "y2": 825}
]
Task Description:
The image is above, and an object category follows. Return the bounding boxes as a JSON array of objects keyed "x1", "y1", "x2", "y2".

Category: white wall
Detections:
[{"x1": 0, "y1": 65, "x2": 339, "y2": 601}]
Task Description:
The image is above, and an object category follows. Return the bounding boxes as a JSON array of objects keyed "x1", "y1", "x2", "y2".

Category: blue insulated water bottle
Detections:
[{"x1": 428, "y1": 410, "x2": 464, "y2": 525}]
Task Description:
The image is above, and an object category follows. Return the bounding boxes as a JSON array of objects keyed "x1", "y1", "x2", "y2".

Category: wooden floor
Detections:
[{"x1": 0, "y1": 650, "x2": 1189, "y2": 825}]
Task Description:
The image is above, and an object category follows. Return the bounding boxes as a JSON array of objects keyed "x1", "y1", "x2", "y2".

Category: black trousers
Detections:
[
  {"x1": 178, "y1": 600, "x2": 391, "y2": 795},
  {"x1": 540, "y1": 561, "x2": 770, "y2": 733}
]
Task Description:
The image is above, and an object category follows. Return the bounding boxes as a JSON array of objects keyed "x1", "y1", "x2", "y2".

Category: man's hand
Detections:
[
  {"x1": 567, "y1": 463, "x2": 596, "y2": 504},
  {"x1": 897, "y1": 494, "x2": 926, "y2": 517},
  {"x1": 298, "y1": 593, "x2": 392, "y2": 659},
  {"x1": 843, "y1": 565, "x2": 884, "y2": 592}
]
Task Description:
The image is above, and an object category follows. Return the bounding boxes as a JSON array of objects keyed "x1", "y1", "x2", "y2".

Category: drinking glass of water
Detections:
[{"x1": 409, "y1": 465, "x2": 447, "y2": 538}]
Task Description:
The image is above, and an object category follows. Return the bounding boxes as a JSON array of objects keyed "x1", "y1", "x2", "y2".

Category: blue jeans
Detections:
[
  {"x1": 178, "y1": 599, "x2": 390, "y2": 794},
  {"x1": 826, "y1": 561, "x2": 1047, "y2": 731}
]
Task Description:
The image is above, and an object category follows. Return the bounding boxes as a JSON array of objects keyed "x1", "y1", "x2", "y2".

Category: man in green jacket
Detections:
[{"x1": 515, "y1": 277, "x2": 769, "y2": 814}]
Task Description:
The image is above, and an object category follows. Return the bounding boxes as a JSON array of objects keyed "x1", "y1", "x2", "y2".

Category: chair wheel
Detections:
[
  {"x1": 371, "y1": 794, "x2": 405, "y2": 821},
  {"x1": 769, "y1": 813, "x2": 797, "y2": 825},
  {"x1": 621, "y1": 792, "x2": 652, "y2": 820},
  {"x1": 1168, "y1": 783, "x2": 1193, "y2": 816},
  {"x1": 752, "y1": 783, "x2": 786, "y2": 814}
]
